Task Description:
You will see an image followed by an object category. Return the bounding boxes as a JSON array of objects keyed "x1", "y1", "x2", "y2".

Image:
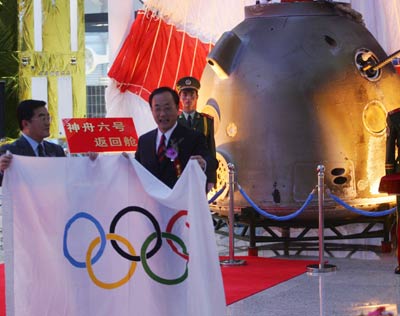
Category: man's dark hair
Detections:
[
  {"x1": 17, "y1": 99, "x2": 47, "y2": 130},
  {"x1": 148, "y1": 87, "x2": 180, "y2": 110}
]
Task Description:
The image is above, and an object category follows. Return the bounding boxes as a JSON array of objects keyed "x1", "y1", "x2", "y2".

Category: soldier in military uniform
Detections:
[
  {"x1": 386, "y1": 108, "x2": 400, "y2": 175},
  {"x1": 176, "y1": 76, "x2": 216, "y2": 191}
]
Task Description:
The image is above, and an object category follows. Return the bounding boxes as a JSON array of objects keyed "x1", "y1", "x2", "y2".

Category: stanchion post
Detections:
[
  {"x1": 220, "y1": 163, "x2": 246, "y2": 266},
  {"x1": 307, "y1": 164, "x2": 336, "y2": 273},
  {"x1": 318, "y1": 164, "x2": 325, "y2": 269}
]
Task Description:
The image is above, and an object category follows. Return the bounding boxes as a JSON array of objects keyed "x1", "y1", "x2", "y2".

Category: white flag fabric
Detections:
[{"x1": 3, "y1": 155, "x2": 226, "y2": 316}]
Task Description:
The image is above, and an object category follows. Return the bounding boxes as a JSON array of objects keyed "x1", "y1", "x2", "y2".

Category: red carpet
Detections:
[
  {"x1": 0, "y1": 264, "x2": 4, "y2": 316},
  {"x1": 221, "y1": 256, "x2": 316, "y2": 305},
  {"x1": 0, "y1": 257, "x2": 315, "y2": 312}
]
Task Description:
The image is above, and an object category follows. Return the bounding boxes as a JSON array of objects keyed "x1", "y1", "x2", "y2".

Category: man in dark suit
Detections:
[
  {"x1": 176, "y1": 76, "x2": 217, "y2": 191},
  {"x1": 135, "y1": 86, "x2": 217, "y2": 189},
  {"x1": 0, "y1": 99, "x2": 65, "y2": 184},
  {"x1": 385, "y1": 108, "x2": 400, "y2": 274}
]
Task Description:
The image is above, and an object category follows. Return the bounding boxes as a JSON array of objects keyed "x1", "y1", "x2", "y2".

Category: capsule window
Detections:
[
  {"x1": 331, "y1": 168, "x2": 345, "y2": 176},
  {"x1": 333, "y1": 176, "x2": 347, "y2": 185}
]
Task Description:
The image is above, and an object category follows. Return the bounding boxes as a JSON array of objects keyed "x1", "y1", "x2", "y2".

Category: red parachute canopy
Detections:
[{"x1": 108, "y1": 10, "x2": 214, "y2": 102}]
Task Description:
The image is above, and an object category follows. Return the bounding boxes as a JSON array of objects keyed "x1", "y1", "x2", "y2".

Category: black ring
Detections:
[{"x1": 109, "y1": 206, "x2": 162, "y2": 261}]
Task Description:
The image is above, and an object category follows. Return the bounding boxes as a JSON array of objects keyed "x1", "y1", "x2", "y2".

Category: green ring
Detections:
[{"x1": 141, "y1": 232, "x2": 188, "y2": 285}]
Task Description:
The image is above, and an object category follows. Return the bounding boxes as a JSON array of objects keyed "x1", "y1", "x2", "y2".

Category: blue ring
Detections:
[{"x1": 63, "y1": 212, "x2": 107, "y2": 268}]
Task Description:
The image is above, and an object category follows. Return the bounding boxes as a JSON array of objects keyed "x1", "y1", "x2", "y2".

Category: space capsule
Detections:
[{"x1": 200, "y1": 1, "x2": 400, "y2": 221}]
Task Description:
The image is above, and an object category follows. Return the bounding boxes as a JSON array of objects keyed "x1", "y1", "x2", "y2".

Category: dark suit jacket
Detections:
[
  {"x1": 135, "y1": 124, "x2": 217, "y2": 188},
  {"x1": 386, "y1": 109, "x2": 400, "y2": 174},
  {"x1": 0, "y1": 136, "x2": 65, "y2": 185},
  {"x1": 178, "y1": 111, "x2": 217, "y2": 183}
]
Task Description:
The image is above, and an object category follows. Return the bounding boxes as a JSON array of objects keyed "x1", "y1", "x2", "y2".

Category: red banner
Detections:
[{"x1": 62, "y1": 118, "x2": 138, "y2": 153}]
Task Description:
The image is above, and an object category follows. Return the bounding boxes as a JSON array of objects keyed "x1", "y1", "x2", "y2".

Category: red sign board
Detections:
[{"x1": 62, "y1": 117, "x2": 138, "y2": 153}]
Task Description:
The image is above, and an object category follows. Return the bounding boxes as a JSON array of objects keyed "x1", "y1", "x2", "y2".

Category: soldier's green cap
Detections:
[{"x1": 176, "y1": 76, "x2": 201, "y2": 93}]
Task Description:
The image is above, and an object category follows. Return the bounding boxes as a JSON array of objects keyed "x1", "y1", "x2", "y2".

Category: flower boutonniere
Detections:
[
  {"x1": 165, "y1": 138, "x2": 183, "y2": 162},
  {"x1": 166, "y1": 138, "x2": 184, "y2": 177}
]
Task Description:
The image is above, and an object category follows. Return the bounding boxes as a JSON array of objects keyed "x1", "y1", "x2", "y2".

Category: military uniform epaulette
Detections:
[
  {"x1": 388, "y1": 108, "x2": 400, "y2": 116},
  {"x1": 199, "y1": 112, "x2": 214, "y2": 120}
]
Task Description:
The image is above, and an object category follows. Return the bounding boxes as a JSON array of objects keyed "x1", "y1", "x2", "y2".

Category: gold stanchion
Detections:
[{"x1": 220, "y1": 163, "x2": 246, "y2": 266}]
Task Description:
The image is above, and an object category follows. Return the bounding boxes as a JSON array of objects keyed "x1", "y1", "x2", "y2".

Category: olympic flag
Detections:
[{"x1": 2, "y1": 155, "x2": 226, "y2": 316}]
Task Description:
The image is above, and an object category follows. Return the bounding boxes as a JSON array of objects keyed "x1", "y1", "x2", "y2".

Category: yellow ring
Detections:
[{"x1": 86, "y1": 233, "x2": 137, "y2": 289}]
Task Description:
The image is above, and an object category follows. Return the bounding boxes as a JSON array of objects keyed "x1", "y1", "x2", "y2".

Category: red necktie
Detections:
[
  {"x1": 38, "y1": 143, "x2": 46, "y2": 157},
  {"x1": 157, "y1": 134, "x2": 166, "y2": 162}
]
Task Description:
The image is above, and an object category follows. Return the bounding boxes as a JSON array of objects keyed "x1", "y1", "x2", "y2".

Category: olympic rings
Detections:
[
  {"x1": 141, "y1": 232, "x2": 188, "y2": 285},
  {"x1": 63, "y1": 207, "x2": 189, "y2": 289},
  {"x1": 109, "y1": 206, "x2": 162, "y2": 261},
  {"x1": 86, "y1": 233, "x2": 137, "y2": 289},
  {"x1": 63, "y1": 212, "x2": 107, "y2": 268}
]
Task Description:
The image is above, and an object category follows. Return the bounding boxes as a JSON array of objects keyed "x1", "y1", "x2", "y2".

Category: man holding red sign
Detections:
[
  {"x1": 0, "y1": 99, "x2": 98, "y2": 186},
  {"x1": 0, "y1": 100, "x2": 66, "y2": 185}
]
